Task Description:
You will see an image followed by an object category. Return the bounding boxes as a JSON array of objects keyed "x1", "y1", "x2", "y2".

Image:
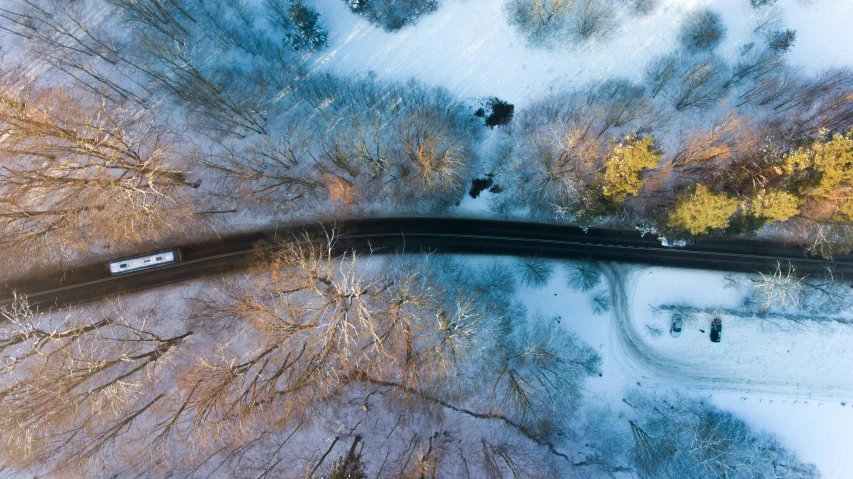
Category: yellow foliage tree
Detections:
[
  {"x1": 601, "y1": 135, "x2": 662, "y2": 202},
  {"x1": 666, "y1": 184, "x2": 739, "y2": 235},
  {"x1": 749, "y1": 189, "x2": 800, "y2": 222},
  {"x1": 834, "y1": 199, "x2": 853, "y2": 222},
  {"x1": 783, "y1": 129, "x2": 853, "y2": 196}
]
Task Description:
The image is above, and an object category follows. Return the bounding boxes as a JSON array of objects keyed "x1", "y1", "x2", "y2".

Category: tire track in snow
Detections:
[{"x1": 601, "y1": 263, "x2": 853, "y2": 402}]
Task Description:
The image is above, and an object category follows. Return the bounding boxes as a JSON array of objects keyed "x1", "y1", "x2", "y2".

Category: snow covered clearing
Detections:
[
  {"x1": 515, "y1": 258, "x2": 853, "y2": 478},
  {"x1": 614, "y1": 265, "x2": 853, "y2": 399},
  {"x1": 310, "y1": 0, "x2": 853, "y2": 108}
]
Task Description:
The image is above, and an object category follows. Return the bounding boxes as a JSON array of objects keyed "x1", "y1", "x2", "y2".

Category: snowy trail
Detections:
[{"x1": 601, "y1": 264, "x2": 853, "y2": 402}]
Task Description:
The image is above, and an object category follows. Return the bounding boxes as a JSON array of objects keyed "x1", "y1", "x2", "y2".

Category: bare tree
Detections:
[
  {"x1": 769, "y1": 68, "x2": 853, "y2": 137},
  {"x1": 133, "y1": 37, "x2": 274, "y2": 136},
  {"x1": 566, "y1": 262, "x2": 601, "y2": 291},
  {"x1": 571, "y1": 0, "x2": 616, "y2": 41},
  {"x1": 665, "y1": 54, "x2": 730, "y2": 111},
  {"x1": 0, "y1": 239, "x2": 604, "y2": 477},
  {"x1": 591, "y1": 291, "x2": 611, "y2": 313},
  {"x1": 515, "y1": 256, "x2": 556, "y2": 288},
  {"x1": 646, "y1": 53, "x2": 682, "y2": 99},
  {"x1": 624, "y1": 391, "x2": 820, "y2": 479},
  {"x1": 0, "y1": 295, "x2": 192, "y2": 476},
  {"x1": 505, "y1": 0, "x2": 576, "y2": 47},
  {"x1": 623, "y1": 0, "x2": 659, "y2": 16},
  {"x1": 484, "y1": 320, "x2": 601, "y2": 437},
  {"x1": 667, "y1": 114, "x2": 763, "y2": 189},
  {"x1": 501, "y1": 80, "x2": 660, "y2": 219},
  {"x1": 201, "y1": 124, "x2": 324, "y2": 214},
  {"x1": 178, "y1": 240, "x2": 599, "y2": 477},
  {"x1": 0, "y1": 68, "x2": 199, "y2": 269},
  {"x1": 736, "y1": 64, "x2": 802, "y2": 109},
  {"x1": 0, "y1": 0, "x2": 152, "y2": 105},
  {"x1": 751, "y1": 261, "x2": 804, "y2": 309},
  {"x1": 395, "y1": 99, "x2": 468, "y2": 196},
  {"x1": 725, "y1": 43, "x2": 783, "y2": 89},
  {"x1": 307, "y1": 76, "x2": 477, "y2": 211},
  {"x1": 585, "y1": 79, "x2": 661, "y2": 136}
]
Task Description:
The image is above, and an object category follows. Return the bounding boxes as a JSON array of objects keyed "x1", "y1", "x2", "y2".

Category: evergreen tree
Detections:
[
  {"x1": 484, "y1": 97, "x2": 515, "y2": 128},
  {"x1": 602, "y1": 135, "x2": 662, "y2": 202},
  {"x1": 346, "y1": 0, "x2": 369, "y2": 13},
  {"x1": 783, "y1": 129, "x2": 853, "y2": 196},
  {"x1": 678, "y1": 8, "x2": 726, "y2": 52},
  {"x1": 767, "y1": 29, "x2": 797, "y2": 53},
  {"x1": 287, "y1": 2, "x2": 328, "y2": 51},
  {"x1": 748, "y1": 188, "x2": 800, "y2": 222},
  {"x1": 666, "y1": 184, "x2": 739, "y2": 235}
]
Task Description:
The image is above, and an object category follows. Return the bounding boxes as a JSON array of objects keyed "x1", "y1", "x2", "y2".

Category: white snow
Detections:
[
  {"x1": 714, "y1": 392, "x2": 853, "y2": 479},
  {"x1": 782, "y1": 0, "x2": 853, "y2": 71},
  {"x1": 628, "y1": 266, "x2": 853, "y2": 399},
  {"x1": 10, "y1": 0, "x2": 851, "y2": 473},
  {"x1": 305, "y1": 2, "x2": 853, "y2": 471},
  {"x1": 514, "y1": 261, "x2": 853, "y2": 478},
  {"x1": 309, "y1": 0, "x2": 853, "y2": 108}
]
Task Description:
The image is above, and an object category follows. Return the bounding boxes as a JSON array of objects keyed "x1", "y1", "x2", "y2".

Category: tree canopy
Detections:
[
  {"x1": 602, "y1": 135, "x2": 662, "y2": 202},
  {"x1": 784, "y1": 129, "x2": 853, "y2": 196},
  {"x1": 666, "y1": 184, "x2": 740, "y2": 235},
  {"x1": 748, "y1": 188, "x2": 800, "y2": 222}
]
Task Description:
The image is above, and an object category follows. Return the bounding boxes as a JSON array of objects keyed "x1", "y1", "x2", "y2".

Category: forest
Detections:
[
  {"x1": 0, "y1": 0, "x2": 844, "y2": 477},
  {"x1": 0, "y1": 239, "x2": 819, "y2": 477},
  {"x1": 0, "y1": 0, "x2": 851, "y2": 276}
]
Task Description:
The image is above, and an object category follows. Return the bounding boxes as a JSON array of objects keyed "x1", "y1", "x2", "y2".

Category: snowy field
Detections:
[
  {"x1": 514, "y1": 259, "x2": 853, "y2": 478},
  {"x1": 310, "y1": 0, "x2": 853, "y2": 108}
]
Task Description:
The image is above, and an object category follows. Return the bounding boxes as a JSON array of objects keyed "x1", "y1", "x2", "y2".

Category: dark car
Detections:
[
  {"x1": 670, "y1": 313, "x2": 683, "y2": 338},
  {"x1": 710, "y1": 318, "x2": 722, "y2": 343}
]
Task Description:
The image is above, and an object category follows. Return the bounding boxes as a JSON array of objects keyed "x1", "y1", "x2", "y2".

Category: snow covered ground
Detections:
[
  {"x1": 513, "y1": 259, "x2": 853, "y2": 478},
  {"x1": 627, "y1": 266, "x2": 853, "y2": 399},
  {"x1": 310, "y1": 0, "x2": 853, "y2": 109},
  {"x1": 39, "y1": 253, "x2": 853, "y2": 475},
  {"x1": 304, "y1": 1, "x2": 853, "y2": 474},
  {"x1": 307, "y1": 0, "x2": 853, "y2": 216}
]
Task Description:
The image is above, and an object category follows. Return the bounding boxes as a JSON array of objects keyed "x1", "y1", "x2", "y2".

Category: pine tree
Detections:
[
  {"x1": 767, "y1": 29, "x2": 796, "y2": 53},
  {"x1": 678, "y1": 8, "x2": 726, "y2": 52},
  {"x1": 748, "y1": 188, "x2": 800, "y2": 222},
  {"x1": 783, "y1": 129, "x2": 853, "y2": 196},
  {"x1": 666, "y1": 184, "x2": 739, "y2": 235},
  {"x1": 601, "y1": 135, "x2": 662, "y2": 202},
  {"x1": 286, "y1": 2, "x2": 328, "y2": 51}
]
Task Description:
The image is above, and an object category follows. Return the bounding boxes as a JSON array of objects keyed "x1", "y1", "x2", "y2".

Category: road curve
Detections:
[
  {"x1": 601, "y1": 264, "x2": 853, "y2": 401},
  {"x1": 4, "y1": 217, "x2": 853, "y2": 308}
]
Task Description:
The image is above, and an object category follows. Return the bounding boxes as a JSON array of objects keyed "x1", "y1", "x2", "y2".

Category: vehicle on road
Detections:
[
  {"x1": 109, "y1": 249, "x2": 181, "y2": 275},
  {"x1": 710, "y1": 317, "x2": 722, "y2": 343},
  {"x1": 670, "y1": 313, "x2": 683, "y2": 338}
]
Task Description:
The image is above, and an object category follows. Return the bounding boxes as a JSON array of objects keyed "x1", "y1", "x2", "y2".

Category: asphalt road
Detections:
[{"x1": 4, "y1": 217, "x2": 852, "y2": 308}]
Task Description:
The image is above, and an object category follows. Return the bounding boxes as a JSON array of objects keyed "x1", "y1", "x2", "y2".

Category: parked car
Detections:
[
  {"x1": 670, "y1": 314, "x2": 683, "y2": 338},
  {"x1": 710, "y1": 318, "x2": 722, "y2": 343}
]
